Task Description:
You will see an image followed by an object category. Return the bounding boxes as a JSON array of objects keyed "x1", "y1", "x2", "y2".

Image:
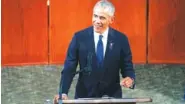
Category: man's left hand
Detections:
[{"x1": 120, "y1": 77, "x2": 134, "y2": 88}]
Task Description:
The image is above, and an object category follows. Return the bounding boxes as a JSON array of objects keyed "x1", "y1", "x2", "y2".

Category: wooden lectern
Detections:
[{"x1": 54, "y1": 98, "x2": 152, "y2": 104}]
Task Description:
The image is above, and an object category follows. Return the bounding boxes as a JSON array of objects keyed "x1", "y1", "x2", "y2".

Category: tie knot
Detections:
[{"x1": 99, "y1": 35, "x2": 103, "y2": 40}]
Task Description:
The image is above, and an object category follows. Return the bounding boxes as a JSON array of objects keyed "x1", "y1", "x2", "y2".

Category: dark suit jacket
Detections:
[{"x1": 60, "y1": 26, "x2": 135, "y2": 98}]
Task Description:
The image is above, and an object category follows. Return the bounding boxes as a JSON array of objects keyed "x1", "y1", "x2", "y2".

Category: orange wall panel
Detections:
[
  {"x1": 2, "y1": 0, "x2": 48, "y2": 65},
  {"x1": 148, "y1": 0, "x2": 185, "y2": 63},
  {"x1": 50, "y1": 0, "x2": 98, "y2": 64},
  {"x1": 50, "y1": 0, "x2": 146, "y2": 64}
]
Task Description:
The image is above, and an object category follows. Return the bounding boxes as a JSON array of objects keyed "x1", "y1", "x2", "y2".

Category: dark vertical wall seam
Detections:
[
  {"x1": 146, "y1": 0, "x2": 149, "y2": 64},
  {"x1": 47, "y1": 1, "x2": 50, "y2": 64}
]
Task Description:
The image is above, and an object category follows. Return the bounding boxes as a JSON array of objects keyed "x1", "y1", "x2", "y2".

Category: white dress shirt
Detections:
[{"x1": 94, "y1": 27, "x2": 109, "y2": 57}]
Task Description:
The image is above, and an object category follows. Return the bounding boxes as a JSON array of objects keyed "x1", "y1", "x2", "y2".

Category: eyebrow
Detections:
[{"x1": 93, "y1": 14, "x2": 106, "y2": 19}]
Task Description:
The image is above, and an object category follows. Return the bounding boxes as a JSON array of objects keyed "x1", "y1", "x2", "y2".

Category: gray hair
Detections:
[{"x1": 93, "y1": 0, "x2": 115, "y2": 17}]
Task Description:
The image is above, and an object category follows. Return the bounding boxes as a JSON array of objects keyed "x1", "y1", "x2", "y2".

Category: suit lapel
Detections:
[
  {"x1": 103, "y1": 27, "x2": 115, "y2": 67},
  {"x1": 87, "y1": 27, "x2": 96, "y2": 54},
  {"x1": 87, "y1": 27, "x2": 99, "y2": 70}
]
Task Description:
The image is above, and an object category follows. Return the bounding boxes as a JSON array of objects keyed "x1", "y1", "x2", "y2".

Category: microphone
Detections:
[
  {"x1": 74, "y1": 52, "x2": 93, "y2": 75},
  {"x1": 102, "y1": 95, "x2": 114, "y2": 99},
  {"x1": 58, "y1": 76, "x2": 63, "y2": 104},
  {"x1": 58, "y1": 52, "x2": 93, "y2": 104},
  {"x1": 85, "y1": 52, "x2": 93, "y2": 75}
]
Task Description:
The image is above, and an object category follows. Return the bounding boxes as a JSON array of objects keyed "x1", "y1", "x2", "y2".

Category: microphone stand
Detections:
[
  {"x1": 58, "y1": 52, "x2": 93, "y2": 104},
  {"x1": 58, "y1": 76, "x2": 63, "y2": 104},
  {"x1": 73, "y1": 52, "x2": 93, "y2": 75}
]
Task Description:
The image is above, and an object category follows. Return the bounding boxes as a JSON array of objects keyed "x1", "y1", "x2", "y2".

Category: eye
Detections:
[
  {"x1": 100, "y1": 16, "x2": 106, "y2": 20},
  {"x1": 94, "y1": 14, "x2": 98, "y2": 18}
]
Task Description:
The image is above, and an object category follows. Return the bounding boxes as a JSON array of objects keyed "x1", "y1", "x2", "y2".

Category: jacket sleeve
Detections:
[
  {"x1": 120, "y1": 35, "x2": 135, "y2": 88},
  {"x1": 59, "y1": 34, "x2": 79, "y2": 95}
]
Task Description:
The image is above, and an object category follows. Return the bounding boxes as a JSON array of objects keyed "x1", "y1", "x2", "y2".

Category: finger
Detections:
[
  {"x1": 54, "y1": 95, "x2": 59, "y2": 100},
  {"x1": 120, "y1": 77, "x2": 133, "y2": 87},
  {"x1": 54, "y1": 95, "x2": 59, "y2": 104},
  {"x1": 124, "y1": 79, "x2": 132, "y2": 87},
  {"x1": 120, "y1": 81, "x2": 128, "y2": 87},
  {"x1": 125, "y1": 82, "x2": 131, "y2": 88},
  {"x1": 120, "y1": 81, "x2": 124, "y2": 86},
  {"x1": 62, "y1": 96, "x2": 66, "y2": 100},
  {"x1": 120, "y1": 79, "x2": 126, "y2": 86},
  {"x1": 124, "y1": 82, "x2": 130, "y2": 88},
  {"x1": 126, "y1": 80, "x2": 133, "y2": 87},
  {"x1": 121, "y1": 78, "x2": 128, "y2": 85},
  {"x1": 62, "y1": 95, "x2": 68, "y2": 100}
]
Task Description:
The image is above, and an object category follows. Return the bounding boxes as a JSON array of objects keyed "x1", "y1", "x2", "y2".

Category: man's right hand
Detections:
[{"x1": 54, "y1": 94, "x2": 68, "y2": 104}]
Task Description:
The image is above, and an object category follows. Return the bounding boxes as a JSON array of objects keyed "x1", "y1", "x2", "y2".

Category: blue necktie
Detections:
[{"x1": 97, "y1": 35, "x2": 104, "y2": 67}]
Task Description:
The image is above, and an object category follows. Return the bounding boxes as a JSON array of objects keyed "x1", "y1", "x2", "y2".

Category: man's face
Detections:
[{"x1": 92, "y1": 7, "x2": 113, "y2": 34}]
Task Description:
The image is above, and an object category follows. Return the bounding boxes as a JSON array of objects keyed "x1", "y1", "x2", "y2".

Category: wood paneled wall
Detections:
[
  {"x1": 111, "y1": 0, "x2": 146, "y2": 63},
  {"x1": 49, "y1": 0, "x2": 98, "y2": 64},
  {"x1": 2, "y1": 0, "x2": 48, "y2": 65},
  {"x1": 2, "y1": 0, "x2": 185, "y2": 66},
  {"x1": 49, "y1": 0, "x2": 147, "y2": 64},
  {"x1": 148, "y1": 0, "x2": 185, "y2": 63}
]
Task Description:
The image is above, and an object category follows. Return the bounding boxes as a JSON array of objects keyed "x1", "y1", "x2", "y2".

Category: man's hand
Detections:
[
  {"x1": 120, "y1": 77, "x2": 134, "y2": 88},
  {"x1": 54, "y1": 94, "x2": 68, "y2": 104}
]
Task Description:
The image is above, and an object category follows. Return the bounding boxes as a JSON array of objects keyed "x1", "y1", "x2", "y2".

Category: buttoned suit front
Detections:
[{"x1": 60, "y1": 26, "x2": 135, "y2": 99}]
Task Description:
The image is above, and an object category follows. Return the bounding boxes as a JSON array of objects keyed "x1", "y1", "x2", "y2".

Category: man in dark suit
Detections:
[{"x1": 56, "y1": 0, "x2": 135, "y2": 100}]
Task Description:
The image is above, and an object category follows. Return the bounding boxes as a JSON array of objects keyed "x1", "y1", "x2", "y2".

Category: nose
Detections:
[
  {"x1": 96, "y1": 18, "x2": 101, "y2": 23},
  {"x1": 95, "y1": 17, "x2": 101, "y2": 23}
]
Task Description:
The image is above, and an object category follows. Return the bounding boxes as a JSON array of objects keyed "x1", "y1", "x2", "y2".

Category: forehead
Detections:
[{"x1": 93, "y1": 7, "x2": 110, "y2": 17}]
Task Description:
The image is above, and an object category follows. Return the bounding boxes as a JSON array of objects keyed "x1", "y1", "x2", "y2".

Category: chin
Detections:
[
  {"x1": 94, "y1": 27, "x2": 101, "y2": 33},
  {"x1": 94, "y1": 30, "x2": 101, "y2": 33}
]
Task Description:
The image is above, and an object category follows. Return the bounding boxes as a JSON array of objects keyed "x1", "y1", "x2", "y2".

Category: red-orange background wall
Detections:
[
  {"x1": 2, "y1": 0, "x2": 48, "y2": 66},
  {"x1": 148, "y1": 0, "x2": 185, "y2": 63},
  {"x1": 2, "y1": 0, "x2": 185, "y2": 66}
]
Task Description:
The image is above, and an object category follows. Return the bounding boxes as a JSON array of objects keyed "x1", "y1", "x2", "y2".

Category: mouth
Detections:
[{"x1": 94, "y1": 25, "x2": 102, "y2": 28}]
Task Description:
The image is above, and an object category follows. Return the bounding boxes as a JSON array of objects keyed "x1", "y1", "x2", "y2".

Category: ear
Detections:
[{"x1": 109, "y1": 16, "x2": 114, "y2": 24}]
